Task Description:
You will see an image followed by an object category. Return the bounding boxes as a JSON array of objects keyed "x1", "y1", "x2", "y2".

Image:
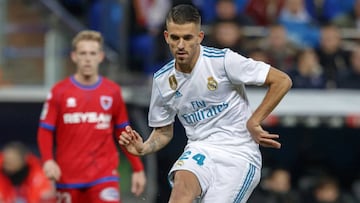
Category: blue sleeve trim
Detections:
[
  {"x1": 39, "y1": 122, "x2": 55, "y2": 131},
  {"x1": 154, "y1": 60, "x2": 175, "y2": 78},
  {"x1": 115, "y1": 121, "x2": 129, "y2": 129},
  {"x1": 56, "y1": 176, "x2": 120, "y2": 189}
]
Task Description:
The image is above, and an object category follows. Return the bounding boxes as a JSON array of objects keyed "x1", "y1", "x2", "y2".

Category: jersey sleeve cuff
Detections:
[
  {"x1": 115, "y1": 121, "x2": 130, "y2": 129},
  {"x1": 39, "y1": 122, "x2": 55, "y2": 131}
]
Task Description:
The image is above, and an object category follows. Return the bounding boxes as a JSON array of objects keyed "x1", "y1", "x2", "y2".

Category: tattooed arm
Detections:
[{"x1": 119, "y1": 124, "x2": 174, "y2": 156}]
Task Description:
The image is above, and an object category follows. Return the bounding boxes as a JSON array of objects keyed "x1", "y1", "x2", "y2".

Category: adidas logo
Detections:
[{"x1": 175, "y1": 90, "x2": 182, "y2": 98}]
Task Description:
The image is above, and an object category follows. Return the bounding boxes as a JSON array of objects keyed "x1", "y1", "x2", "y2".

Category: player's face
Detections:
[
  {"x1": 71, "y1": 40, "x2": 104, "y2": 78},
  {"x1": 164, "y1": 22, "x2": 204, "y2": 72}
]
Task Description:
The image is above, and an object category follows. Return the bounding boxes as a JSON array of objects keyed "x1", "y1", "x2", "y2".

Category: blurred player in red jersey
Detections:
[
  {"x1": 37, "y1": 30, "x2": 146, "y2": 203},
  {"x1": 0, "y1": 142, "x2": 56, "y2": 203}
]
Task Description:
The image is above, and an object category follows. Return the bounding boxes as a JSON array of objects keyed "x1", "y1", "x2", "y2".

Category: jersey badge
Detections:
[
  {"x1": 66, "y1": 97, "x2": 77, "y2": 108},
  {"x1": 207, "y1": 76, "x2": 218, "y2": 91},
  {"x1": 169, "y1": 74, "x2": 177, "y2": 90},
  {"x1": 100, "y1": 96, "x2": 113, "y2": 110}
]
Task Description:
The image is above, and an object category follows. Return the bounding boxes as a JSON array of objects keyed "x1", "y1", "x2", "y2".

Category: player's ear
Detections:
[
  {"x1": 164, "y1": 30, "x2": 169, "y2": 44},
  {"x1": 98, "y1": 50, "x2": 105, "y2": 62},
  {"x1": 70, "y1": 51, "x2": 77, "y2": 63},
  {"x1": 198, "y1": 31, "x2": 204, "y2": 44}
]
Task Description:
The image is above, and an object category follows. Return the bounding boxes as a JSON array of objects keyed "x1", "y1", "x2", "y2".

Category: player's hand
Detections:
[
  {"x1": 247, "y1": 121, "x2": 281, "y2": 149},
  {"x1": 43, "y1": 159, "x2": 61, "y2": 181},
  {"x1": 119, "y1": 126, "x2": 145, "y2": 155},
  {"x1": 131, "y1": 170, "x2": 146, "y2": 197}
]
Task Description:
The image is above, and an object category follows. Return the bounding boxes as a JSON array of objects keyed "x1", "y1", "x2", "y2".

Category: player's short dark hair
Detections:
[{"x1": 166, "y1": 4, "x2": 201, "y2": 27}]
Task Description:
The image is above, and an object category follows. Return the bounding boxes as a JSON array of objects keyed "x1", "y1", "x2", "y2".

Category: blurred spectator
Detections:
[
  {"x1": 212, "y1": 0, "x2": 255, "y2": 25},
  {"x1": 308, "y1": 175, "x2": 356, "y2": 203},
  {"x1": 278, "y1": 0, "x2": 320, "y2": 48},
  {"x1": 244, "y1": 0, "x2": 285, "y2": 26},
  {"x1": 127, "y1": 0, "x2": 171, "y2": 74},
  {"x1": 132, "y1": 0, "x2": 171, "y2": 34},
  {"x1": 191, "y1": 0, "x2": 253, "y2": 25},
  {"x1": 315, "y1": 24, "x2": 350, "y2": 88},
  {"x1": 305, "y1": 0, "x2": 355, "y2": 25},
  {"x1": 183, "y1": 0, "x2": 217, "y2": 24},
  {"x1": 248, "y1": 47, "x2": 270, "y2": 64},
  {"x1": 0, "y1": 142, "x2": 56, "y2": 203},
  {"x1": 279, "y1": 0, "x2": 313, "y2": 24},
  {"x1": 337, "y1": 45, "x2": 360, "y2": 89},
  {"x1": 332, "y1": 0, "x2": 360, "y2": 30},
  {"x1": 248, "y1": 167, "x2": 302, "y2": 203},
  {"x1": 288, "y1": 48, "x2": 326, "y2": 89},
  {"x1": 88, "y1": 0, "x2": 124, "y2": 52},
  {"x1": 204, "y1": 19, "x2": 251, "y2": 56},
  {"x1": 258, "y1": 24, "x2": 298, "y2": 72}
]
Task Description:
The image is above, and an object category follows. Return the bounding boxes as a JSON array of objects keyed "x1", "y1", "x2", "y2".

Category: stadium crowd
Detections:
[
  {"x1": 57, "y1": 0, "x2": 360, "y2": 89},
  {"x1": 121, "y1": 0, "x2": 360, "y2": 89}
]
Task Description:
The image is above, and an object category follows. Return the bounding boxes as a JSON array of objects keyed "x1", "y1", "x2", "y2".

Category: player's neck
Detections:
[
  {"x1": 73, "y1": 74, "x2": 99, "y2": 86},
  {"x1": 176, "y1": 63, "x2": 192, "y2": 73}
]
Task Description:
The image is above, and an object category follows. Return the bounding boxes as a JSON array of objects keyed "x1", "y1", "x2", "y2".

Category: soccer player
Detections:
[
  {"x1": 37, "y1": 30, "x2": 146, "y2": 203},
  {"x1": 119, "y1": 4, "x2": 292, "y2": 203}
]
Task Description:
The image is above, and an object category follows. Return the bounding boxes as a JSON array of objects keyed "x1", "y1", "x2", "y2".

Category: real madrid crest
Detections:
[
  {"x1": 207, "y1": 76, "x2": 218, "y2": 91},
  {"x1": 169, "y1": 74, "x2": 178, "y2": 90}
]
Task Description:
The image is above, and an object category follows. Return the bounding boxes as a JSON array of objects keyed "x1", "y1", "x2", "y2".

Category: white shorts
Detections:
[{"x1": 168, "y1": 142, "x2": 261, "y2": 203}]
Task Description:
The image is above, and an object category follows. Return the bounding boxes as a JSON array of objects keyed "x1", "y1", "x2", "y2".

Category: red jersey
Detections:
[
  {"x1": 0, "y1": 154, "x2": 56, "y2": 203},
  {"x1": 38, "y1": 76, "x2": 143, "y2": 188}
]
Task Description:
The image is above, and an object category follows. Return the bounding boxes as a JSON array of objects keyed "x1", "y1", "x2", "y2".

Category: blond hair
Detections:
[{"x1": 71, "y1": 30, "x2": 104, "y2": 50}]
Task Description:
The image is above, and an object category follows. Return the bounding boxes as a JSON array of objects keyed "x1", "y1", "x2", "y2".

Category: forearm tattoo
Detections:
[
  {"x1": 147, "y1": 126, "x2": 173, "y2": 153},
  {"x1": 149, "y1": 136, "x2": 161, "y2": 153}
]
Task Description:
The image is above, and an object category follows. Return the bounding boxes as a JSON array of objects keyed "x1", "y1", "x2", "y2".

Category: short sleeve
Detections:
[
  {"x1": 224, "y1": 49, "x2": 270, "y2": 86},
  {"x1": 148, "y1": 80, "x2": 175, "y2": 127},
  {"x1": 39, "y1": 89, "x2": 58, "y2": 131}
]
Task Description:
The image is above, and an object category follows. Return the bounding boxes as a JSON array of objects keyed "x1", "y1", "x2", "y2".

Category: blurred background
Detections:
[{"x1": 0, "y1": 0, "x2": 360, "y2": 202}]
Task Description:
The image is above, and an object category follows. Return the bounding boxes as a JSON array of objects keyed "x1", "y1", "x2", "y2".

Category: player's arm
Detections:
[
  {"x1": 37, "y1": 127, "x2": 61, "y2": 181},
  {"x1": 116, "y1": 128, "x2": 144, "y2": 171},
  {"x1": 37, "y1": 127, "x2": 54, "y2": 163},
  {"x1": 119, "y1": 145, "x2": 147, "y2": 197},
  {"x1": 37, "y1": 90, "x2": 61, "y2": 181},
  {"x1": 117, "y1": 131, "x2": 147, "y2": 197},
  {"x1": 246, "y1": 67, "x2": 292, "y2": 148},
  {"x1": 120, "y1": 146, "x2": 144, "y2": 171},
  {"x1": 119, "y1": 124, "x2": 174, "y2": 156}
]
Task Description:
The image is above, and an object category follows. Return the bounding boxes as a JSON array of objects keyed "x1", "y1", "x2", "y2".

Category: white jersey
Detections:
[{"x1": 148, "y1": 45, "x2": 270, "y2": 168}]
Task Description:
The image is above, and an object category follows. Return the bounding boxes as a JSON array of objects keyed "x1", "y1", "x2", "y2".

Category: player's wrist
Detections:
[
  {"x1": 133, "y1": 168, "x2": 145, "y2": 173},
  {"x1": 139, "y1": 144, "x2": 153, "y2": 156},
  {"x1": 42, "y1": 158, "x2": 54, "y2": 164},
  {"x1": 246, "y1": 117, "x2": 261, "y2": 128}
]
